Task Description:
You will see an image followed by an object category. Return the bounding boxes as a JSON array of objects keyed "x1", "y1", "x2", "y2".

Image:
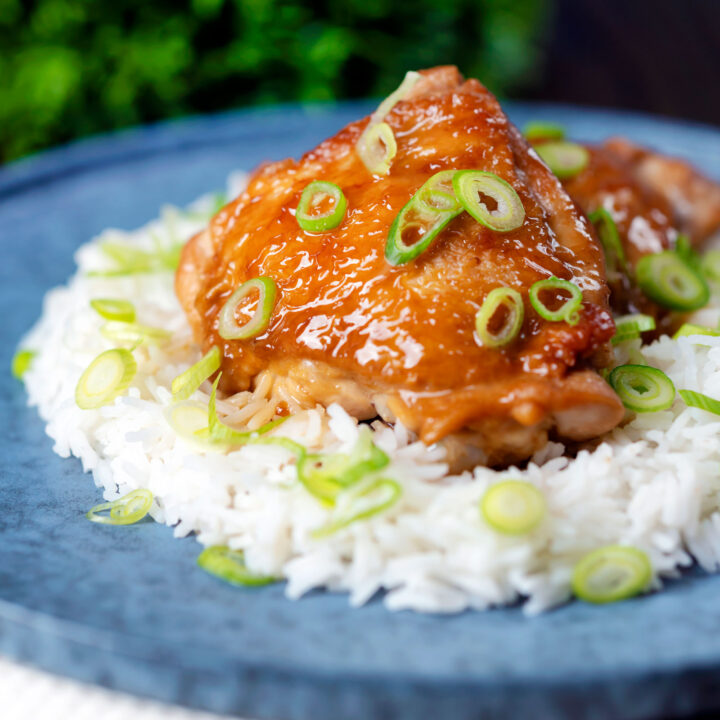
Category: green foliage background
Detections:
[{"x1": 0, "y1": 0, "x2": 548, "y2": 163}]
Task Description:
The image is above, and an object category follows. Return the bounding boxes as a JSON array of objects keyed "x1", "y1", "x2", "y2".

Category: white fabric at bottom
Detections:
[{"x1": 0, "y1": 655, "x2": 241, "y2": 720}]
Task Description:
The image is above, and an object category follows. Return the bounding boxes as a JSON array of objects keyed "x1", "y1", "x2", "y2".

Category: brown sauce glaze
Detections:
[{"x1": 177, "y1": 66, "x2": 623, "y2": 458}]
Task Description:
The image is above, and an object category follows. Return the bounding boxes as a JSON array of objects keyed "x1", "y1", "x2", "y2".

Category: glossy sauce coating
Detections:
[
  {"x1": 563, "y1": 142, "x2": 676, "y2": 322},
  {"x1": 564, "y1": 145, "x2": 676, "y2": 266},
  {"x1": 562, "y1": 138, "x2": 720, "y2": 324},
  {"x1": 177, "y1": 67, "x2": 622, "y2": 452}
]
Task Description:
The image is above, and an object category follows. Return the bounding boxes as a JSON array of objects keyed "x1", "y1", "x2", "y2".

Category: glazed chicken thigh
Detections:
[
  {"x1": 176, "y1": 66, "x2": 624, "y2": 466},
  {"x1": 560, "y1": 138, "x2": 720, "y2": 322}
]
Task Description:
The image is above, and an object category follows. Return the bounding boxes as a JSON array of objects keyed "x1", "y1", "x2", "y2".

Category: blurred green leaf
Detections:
[{"x1": 0, "y1": 0, "x2": 548, "y2": 163}]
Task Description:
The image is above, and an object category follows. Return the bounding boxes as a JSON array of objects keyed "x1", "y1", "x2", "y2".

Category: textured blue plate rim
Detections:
[
  {"x1": 4, "y1": 586, "x2": 720, "y2": 689},
  {"x1": 3, "y1": 101, "x2": 720, "y2": 719}
]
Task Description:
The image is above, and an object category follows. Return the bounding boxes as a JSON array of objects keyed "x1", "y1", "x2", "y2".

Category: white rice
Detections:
[{"x1": 20, "y1": 172, "x2": 720, "y2": 615}]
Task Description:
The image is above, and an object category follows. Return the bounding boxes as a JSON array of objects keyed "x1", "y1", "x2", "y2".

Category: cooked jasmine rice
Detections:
[{"x1": 19, "y1": 173, "x2": 720, "y2": 615}]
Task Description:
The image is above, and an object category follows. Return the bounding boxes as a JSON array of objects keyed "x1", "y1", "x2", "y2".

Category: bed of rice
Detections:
[{"x1": 19, "y1": 173, "x2": 720, "y2": 615}]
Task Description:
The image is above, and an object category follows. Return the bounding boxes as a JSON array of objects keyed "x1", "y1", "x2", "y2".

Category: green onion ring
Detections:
[
  {"x1": 298, "y1": 426, "x2": 389, "y2": 506},
  {"x1": 218, "y1": 277, "x2": 277, "y2": 341},
  {"x1": 100, "y1": 320, "x2": 171, "y2": 346},
  {"x1": 356, "y1": 71, "x2": 420, "y2": 176},
  {"x1": 627, "y1": 346, "x2": 649, "y2": 367},
  {"x1": 251, "y1": 436, "x2": 307, "y2": 459},
  {"x1": 87, "y1": 488, "x2": 153, "y2": 525},
  {"x1": 165, "y1": 401, "x2": 211, "y2": 442},
  {"x1": 197, "y1": 546, "x2": 279, "y2": 586},
  {"x1": 452, "y1": 170, "x2": 525, "y2": 232},
  {"x1": 589, "y1": 208, "x2": 627, "y2": 278},
  {"x1": 416, "y1": 170, "x2": 462, "y2": 214},
  {"x1": 295, "y1": 181, "x2": 347, "y2": 233},
  {"x1": 674, "y1": 234, "x2": 701, "y2": 271},
  {"x1": 90, "y1": 298, "x2": 136, "y2": 322},
  {"x1": 572, "y1": 545, "x2": 652, "y2": 604},
  {"x1": 171, "y1": 346, "x2": 221, "y2": 401},
  {"x1": 372, "y1": 70, "x2": 421, "y2": 123},
  {"x1": 611, "y1": 314, "x2": 656, "y2": 345},
  {"x1": 356, "y1": 121, "x2": 397, "y2": 176},
  {"x1": 480, "y1": 480, "x2": 545, "y2": 535},
  {"x1": 90, "y1": 240, "x2": 183, "y2": 277},
  {"x1": 608, "y1": 364, "x2": 676, "y2": 413},
  {"x1": 679, "y1": 389, "x2": 720, "y2": 416},
  {"x1": 528, "y1": 276, "x2": 583, "y2": 325},
  {"x1": 534, "y1": 141, "x2": 590, "y2": 180},
  {"x1": 701, "y1": 249, "x2": 720, "y2": 285},
  {"x1": 385, "y1": 170, "x2": 462, "y2": 265},
  {"x1": 475, "y1": 287, "x2": 525, "y2": 348},
  {"x1": 673, "y1": 323, "x2": 720, "y2": 341},
  {"x1": 636, "y1": 250, "x2": 709, "y2": 311},
  {"x1": 523, "y1": 121, "x2": 566, "y2": 142},
  {"x1": 311, "y1": 478, "x2": 402, "y2": 538},
  {"x1": 12, "y1": 348, "x2": 36, "y2": 380},
  {"x1": 75, "y1": 348, "x2": 137, "y2": 409}
]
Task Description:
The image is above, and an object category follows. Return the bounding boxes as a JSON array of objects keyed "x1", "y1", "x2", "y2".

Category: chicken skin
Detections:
[
  {"x1": 176, "y1": 66, "x2": 624, "y2": 466},
  {"x1": 560, "y1": 138, "x2": 720, "y2": 322},
  {"x1": 601, "y1": 137, "x2": 720, "y2": 244}
]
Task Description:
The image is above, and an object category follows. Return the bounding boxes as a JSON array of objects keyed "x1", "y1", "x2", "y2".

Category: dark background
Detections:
[{"x1": 1, "y1": 0, "x2": 718, "y2": 164}]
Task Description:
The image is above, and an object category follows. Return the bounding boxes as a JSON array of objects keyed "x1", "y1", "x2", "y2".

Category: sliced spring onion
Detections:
[
  {"x1": 250, "y1": 435, "x2": 307, "y2": 459},
  {"x1": 523, "y1": 121, "x2": 566, "y2": 142},
  {"x1": 635, "y1": 250, "x2": 709, "y2": 312},
  {"x1": 385, "y1": 170, "x2": 462, "y2": 265},
  {"x1": 452, "y1": 170, "x2": 525, "y2": 233},
  {"x1": 311, "y1": 478, "x2": 402, "y2": 538},
  {"x1": 475, "y1": 287, "x2": 525, "y2": 348},
  {"x1": 75, "y1": 348, "x2": 137, "y2": 409},
  {"x1": 372, "y1": 70, "x2": 421, "y2": 123},
  {"x1": 96, "y1": 242, "x2": 157, "y2": 274},
  {"x1": 100, "y1": 320, "x2": 171, "y2": 346},
  {"x1": 356, "y1": 70, "x2": 421, "y2": 176},
  {"x1": 197, "y1": 546, "x2": 278, "y2": 587},
  {"x1": 589, "y1": 208, "x2": 627, "y2": 278},
  {"x1": 86, "y1": 488, "x2": 153, "y2": 525},
  {"x1": 218, "y1": 277, "x2": 277, "y2": 341},
  {"x1": 12, "y1": 348, "x2": 36, "y2": 380},
  {"x1": 90, "y1": 298, "x2": 136, "y2": 322},
  {"x1": 627, "y1": 346, "x2": 649, "y2": 367},
  {"x1": 90, "y1": 240, "x2": 183, "y2": 276},
  {"x1": 296, "y1": 181, "x2": 347, "y2": 233},
  {"x1": 571, "y1": 545, "x2": 652, "y2": 604},
  {"x1": 608, "y1": 364, "x2": 675, "y2": 413},
  {"x1": 415, "y1": 170, "x2": 462, "y2": 214},
  {"x1": 165, "y1": 401, "x2": 211, "y2": 442},
  {"x1": 679, "y1": 389, "x2": 720, "y2": 416},
  {"x1": 528, "y1": 276, "x2": 583, "y2": 325},
  {"x1": 673, "y1": 323, "x2": 720, "y2": 340},
  {"x1": 611, "y1": 314, "x2": 656, "y2": 345},
  {"x1": 171, "y1": 346, "x2": 221, "y2": 401},
  {"x1": 356, "y1": 122, "x2": 397, "y2": 176},
  {"x1": 701, "y1": 249, "x2": 720, "y2": 284},
  {"x1": 534, "y1": 141, "x2": 590, "y2": 180},
  {"x1": 298, "y1": 426, "x2": 390, "y2": 506},
  {"x1": 480, "y1": 480, "x2": 546, "y2": 535},
  {"x1": 204, "y1": 374, "x2": 286, "y2": 447},
  {"x1": 155, "y1": 238, "x2": 183, "y2": 272},
  {"x1": 674, "y1": 234, "x2": 701, "y2": 271}
]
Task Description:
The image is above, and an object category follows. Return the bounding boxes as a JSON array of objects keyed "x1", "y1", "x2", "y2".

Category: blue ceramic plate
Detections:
[{"x1": 2, "y1": 102, "x2": 720, "y2": 720}]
